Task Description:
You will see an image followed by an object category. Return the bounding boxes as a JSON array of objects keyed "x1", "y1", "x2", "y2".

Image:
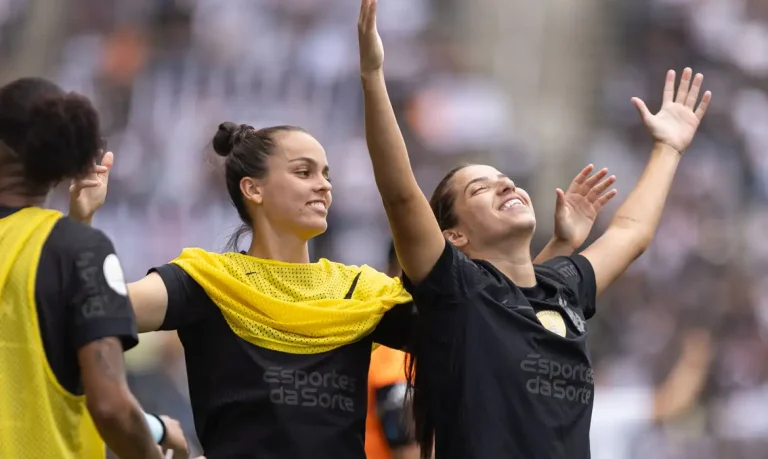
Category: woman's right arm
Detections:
[
  {"x1": 358, "y1": 0, "x2": 444, "y2": 285},
  {"x1": 67, "y1": 153, "x2": 206, "y2": 334},
  {"x1": 127, "y1": 274, "x2": 169, "y2": 333}
]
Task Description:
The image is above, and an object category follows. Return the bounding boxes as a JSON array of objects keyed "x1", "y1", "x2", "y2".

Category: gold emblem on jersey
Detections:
[{"x1": 536, "y1": 310, "x2": 567, "y2": 337}]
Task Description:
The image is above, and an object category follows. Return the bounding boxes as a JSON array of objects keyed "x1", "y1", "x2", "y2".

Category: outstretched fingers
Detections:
[
  {"x1": 583, "y1": 168, "x2": 609, "y2": 189},
  {"x1": 674, "y1": 67, "x2": 693, "y2": 104},
  {"x1": 684, "y1": 73, "x2": 704, "y2": 109},
  {"x1": 358, "y1": 0, "x2": 377, "y2": 29},
  {"x1": 571, "y1": 164, "x2": 595, "y2": 186},
  {"x1": 662, "y1": 69, "x2": 676, "y2": 105},
  {"x1": 588, "y1": 174, "x2": 616, "y2": 202},
  {"x1": 595, "y1": 189, "x2": 618, "y2": 210},
  {"x1": 631, "y1": 97, "x2": 653, "y2": 123},
  {"x1": 695, "y1": 90, "x2": 712, "y2": 120}
]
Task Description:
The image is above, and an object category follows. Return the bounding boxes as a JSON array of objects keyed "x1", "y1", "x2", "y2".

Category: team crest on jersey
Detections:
[
  {"x1": 558, "y1": 295, "x2": 586, "y2": 333},
  {"x1": 536, "y1": 310, "x2": 567, "y2": 337}
]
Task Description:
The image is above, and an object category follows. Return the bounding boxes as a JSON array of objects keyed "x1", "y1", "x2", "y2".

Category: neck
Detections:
[
  {"x1": 0, "y1": 165, "x2": 49, "y2": 208},
  {"x1": 464, "y1": 239, "x2": 536, "y2": 287},
  {"x1": 247, "y1": 224, "x2": 311, "y2": 264},
  {"x1": 0, "y1": 189, "x2": 47, "y2": 209}
]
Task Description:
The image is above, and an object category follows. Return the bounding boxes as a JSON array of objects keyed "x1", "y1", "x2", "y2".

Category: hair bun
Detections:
[{"x1": 212, "y1": 122, "x2": 239, "y2": 157}]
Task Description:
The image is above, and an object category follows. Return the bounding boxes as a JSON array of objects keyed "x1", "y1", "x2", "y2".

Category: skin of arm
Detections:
[
  {"x1": 126, "y1": 274, "x2": 169, "y2": 333},
  {"x1": 581, "y1": 68, "x2": 711, "y2": 297},
  {"x1": 359, "y1": 1, "x2": 446, "y2": 285},
  {"x1": 78, "y1": 337, "x2": 164, "y2": 459},
  {"x1": 581, "y1": 142, "x2": 679, "y2": 297},
  {"x1": 533, "y1": 238, "x2": 574, "y2": 264}
]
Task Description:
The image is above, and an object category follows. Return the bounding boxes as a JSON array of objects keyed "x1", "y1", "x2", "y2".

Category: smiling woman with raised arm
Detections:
[{"x1": 357, "y1": 0, "x2": 712, "y2": 458}]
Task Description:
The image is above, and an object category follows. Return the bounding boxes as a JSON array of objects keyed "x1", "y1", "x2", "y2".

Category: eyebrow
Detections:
[
  {"x1": 289, "y1": 157, "x2": 330, "y2": 174},
  {"x1": 463, "y1": 174, "x2": 508, "y2": 194}
]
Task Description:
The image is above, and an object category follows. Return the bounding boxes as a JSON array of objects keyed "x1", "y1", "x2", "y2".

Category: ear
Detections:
[
  {"x1": 240, "y1": 176, "x2": 263, "y2": 205},
  {"x1": 443, "y1": 229, "x2": 467, "y2": 248}
]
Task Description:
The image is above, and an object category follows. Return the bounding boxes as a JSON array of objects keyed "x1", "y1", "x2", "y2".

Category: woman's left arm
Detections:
[{"x1": 582, "y1": 68, "x2": 711, "y2": 297}]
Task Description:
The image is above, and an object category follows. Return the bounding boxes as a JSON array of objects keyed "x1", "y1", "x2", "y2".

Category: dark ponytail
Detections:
[
  {"x1": 0, "y1": 77, "x2": 102, "y2": 189},
  {"x1": 406, "y1": 163, "x2": 471, "y2": 458}
]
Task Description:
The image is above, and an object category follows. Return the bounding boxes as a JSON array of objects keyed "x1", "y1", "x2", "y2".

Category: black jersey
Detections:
[
  {"x1": 0, "y1": 206, "x2": 138, "y2": 395},
  {"x1": 151, "y1": 263, "x2": 414, "y2": 459},
  {"x1": 403, "y1": 240, "x2": 597, "y2": 459}
]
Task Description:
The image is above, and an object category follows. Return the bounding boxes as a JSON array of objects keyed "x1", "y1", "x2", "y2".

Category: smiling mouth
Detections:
[
  {"x1": 308, "y1": 201, "x2": 327, "y2": 212},
  {"x1": 499, "y1": 197, "x2": 525, "y2": 211}
]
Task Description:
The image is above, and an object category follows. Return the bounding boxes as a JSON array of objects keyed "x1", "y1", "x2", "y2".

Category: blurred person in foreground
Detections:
[
  {"x1": 356, "y1": 0, "x2": 713, "y2": 456},
  {"x1": 365, "y1": 242, "x2": 419, "y2": 459},
  {"x1": 0, "y1": 77, "x2": 193, "y2": 459}
]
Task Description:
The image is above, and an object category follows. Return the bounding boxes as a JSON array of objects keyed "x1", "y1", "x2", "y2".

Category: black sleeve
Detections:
[
  {"x1": 148, "y1": 263, "x2": 213, "y2": 330},
  {"x1": 374, "y1": 381, "x2": 415, "y2": 448},
  {"x1": 542, "y1": 255, "x2": 597, "y2": 319},
  {"x1": 401, "y1": 240, "x2": 490, "y2": 311},
  {"x1": 64, "y1": 224, "x2": 139, "y2": 352},
  {"x1": 370, "y1": 302, "x2": 417, "y2": 351}
]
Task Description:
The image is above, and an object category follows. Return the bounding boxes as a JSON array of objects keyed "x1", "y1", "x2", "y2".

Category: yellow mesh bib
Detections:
[
  {"x1": 171, "y1": 248, "x2": 412, "y2": 354},
  {"x1": 0, "y1": 207, "x2": 105, "y2": 458}
]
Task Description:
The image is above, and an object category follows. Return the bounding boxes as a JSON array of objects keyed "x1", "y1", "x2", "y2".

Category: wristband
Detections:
[{"x1": 143, "y1": 412, "x2": 167, "y2": 444}]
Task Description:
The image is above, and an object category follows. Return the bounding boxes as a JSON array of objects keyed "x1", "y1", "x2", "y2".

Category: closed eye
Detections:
[{"x1": 471, "y1": 186, "x2": 487, "y2": 196}]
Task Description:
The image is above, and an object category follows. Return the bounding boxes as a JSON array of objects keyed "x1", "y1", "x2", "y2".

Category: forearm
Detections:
[
  {"x1": 361, "y1": 70, "x2": 421, "y2": 205},
  {"x1": 361, "y1": 69, "x2": 446, "y2": 283},
  {"x1": 652, "y1": 356, "x2": 709, "y2": 421},
  {"x1": 533, "y1": 237, "x2": 574, "y2": 264},
  {"x1": 91, "y1": 397, "x2": 162, "y2": 459},
  {"x1": 607, "y1": 142, "x2": 681, "y2": 247}
]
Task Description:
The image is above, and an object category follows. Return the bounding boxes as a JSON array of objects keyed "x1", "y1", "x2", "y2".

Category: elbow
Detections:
[
  {"x1": 632, "y1": 233, "x2": 653, "y2": 259},
  {"x1": 606, "y1": 224, "x2": 654, "y2": 259},
  {"x1": 637, "y1": 229, "x2": 655, "y2": 256},
  {"x1": 381, "y1": 192, "x2": 423, "y2": 213}
]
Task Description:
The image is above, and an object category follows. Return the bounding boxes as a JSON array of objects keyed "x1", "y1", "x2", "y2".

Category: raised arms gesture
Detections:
[{"x1": 582, "y1": 68, "x2": 711, "y2": 297}]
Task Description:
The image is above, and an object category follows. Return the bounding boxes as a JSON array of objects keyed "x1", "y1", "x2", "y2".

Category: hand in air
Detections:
[
  {"x1": 632, "y1": 68, "x2": 712, "y2": 154},
  {"x1": 358, "y1": 0, "x2": 384, "y2": 75},
  {"x1": 553, "y1": 165, "x2": 617, "y2": 250},
  {"x1": 68, "y1": 151, "x2": 113, "y2": 224}
]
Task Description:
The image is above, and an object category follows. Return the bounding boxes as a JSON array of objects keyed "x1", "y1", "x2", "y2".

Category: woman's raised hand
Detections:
[
  {"x1": 631, "y1": 68, "x2": 712, "y2": 154},
  {"x1": 358, "y1": 0, "x2": 384, "y2": 76},
  {"x1": 68, "y1": 151, "x2": 113, "y2": 224}
]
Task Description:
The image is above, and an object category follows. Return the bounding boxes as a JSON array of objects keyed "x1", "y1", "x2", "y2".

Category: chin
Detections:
[
  {"x1": 297, "y1": 219, "x2": 328, "y2": 240},
  {"x1": 507, "y1": 217, "x2": 536, "y2": 237}
]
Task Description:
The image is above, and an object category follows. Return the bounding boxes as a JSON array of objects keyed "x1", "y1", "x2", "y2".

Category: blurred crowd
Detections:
[
  {"x1": 3, "y1": 0, "x2": 768, "y2": 457},
  {"x1": 586, "y1": 0, "x2": 768, "y2": 457}
]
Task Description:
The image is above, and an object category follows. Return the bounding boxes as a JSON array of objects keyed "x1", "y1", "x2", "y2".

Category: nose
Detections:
[
  {"x1": 317, "y1": 176, "x2": 332, "y2": 193},
  {"x1": 497, "y1": 177, "x2": 516, "y2": 195}
]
